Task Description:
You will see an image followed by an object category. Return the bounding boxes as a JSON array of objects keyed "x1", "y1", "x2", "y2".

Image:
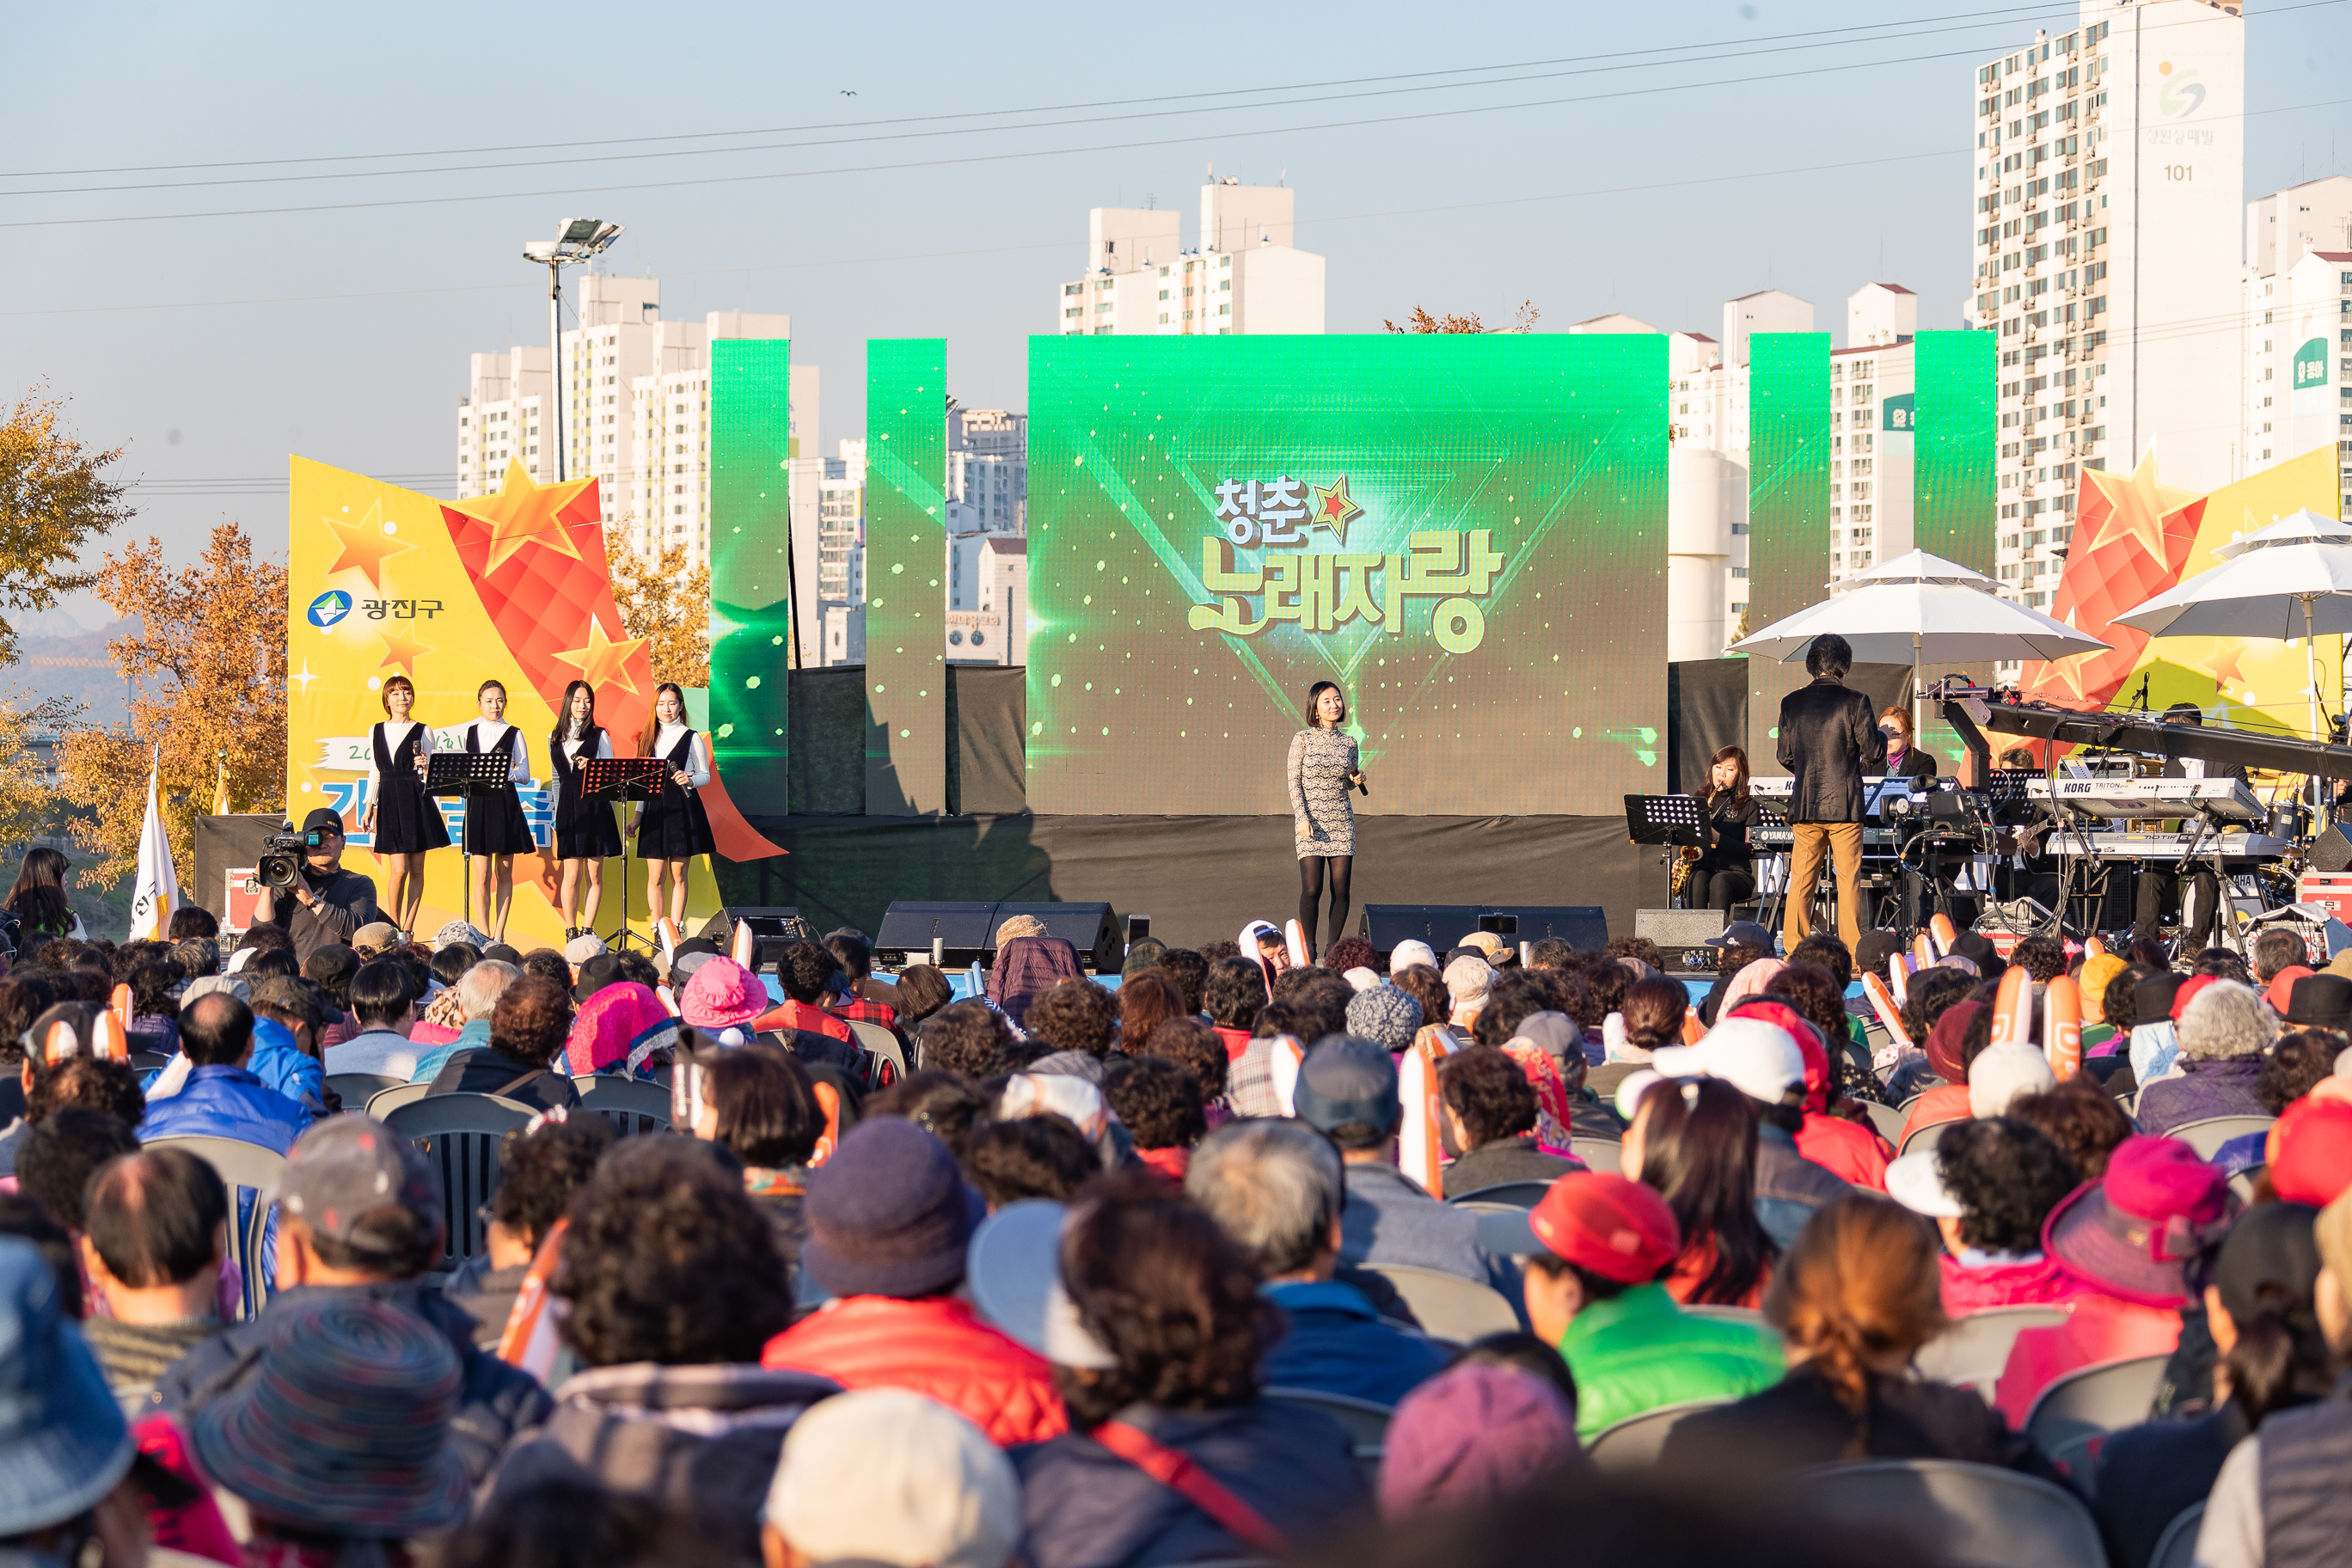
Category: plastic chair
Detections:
[
  {"x1": 1263, "y1": 1386, "x2": 1393, "y2": 1487},
  {"x1": 143, "y1": 1135, "x2": 283, "y2": 1320},
  {"x1": 325, "y1": 1072, "x2": 403, "y2": 1111},
  {"x1": 1910, "y1": 1305, "x2": 2072, "y2": 1402},
  {"x1": 1586, "y1": 1398, "x2": 1730, "y2": 1471},
  {"x1": 1360, "y1": 1263, "x2": 1520, "y2": 1343},
  {"x1": 1444, "y1": 1179, "x2": 1555, "y2": 1209},
  {"x1": 2148, "y1": 1502, "x2": 2204, "y2": 1568},
  {"x1": 1790, "y1": 1460, "x2": 2105, "y2": 1568},
  {"x1": 1899, "y1": 1118, "x2": 1957, "y2": 1159},
  {"x1": 1861, "y1": 1100, "x2": 1907, "y2": 1146},
  {"x1": 1681, "y1": 1304, "x2": 1767, "y2": 1327},
  {"x1": 380, "y1": 1093, "x2": 534, "y2": 1270},
  {"x1": 366, "y1": 1081, "x2": 433, "y2": 1117},
  {"x1": 846, "y1": 1019, "x2": 908, "y2": 1080},
  {"x1": 2022, "y1": 1353, "x2": 2170, "y2": 1456},
  {"x1": 2162, "y1": 1114, "x2": 2275, "y2": 1159},
  {"x1": 1570, "y1": 1137, "x2": 1622, "y2": 1174},
  {"x1": 572, "y1": 1075, "x2": 673, "y2": 1138},
  {"x1": 128, "y1": 1050, "x2": 171, "y2": 1073}
]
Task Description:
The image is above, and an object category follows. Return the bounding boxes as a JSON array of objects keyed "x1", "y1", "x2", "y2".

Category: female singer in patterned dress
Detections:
[
  {"x1": 549, "y1": 680, "x2": 622, "y2": 939},
  {"x1": 462, "y1": 678, "x2": 536, "y2": 944},
  {"x1": 632, "y1": 682, "x2": 715, "y2": 931},
  {"x1": 1288, "y1": 680, "x2": 1366, "y2": 959},
  {"x1": 359, "y1": 673, "x2": 446, "y2": 938}
]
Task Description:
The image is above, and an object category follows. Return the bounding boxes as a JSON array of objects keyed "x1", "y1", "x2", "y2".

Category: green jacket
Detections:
[{"x1": 1555, "y1": 1283, "x2": 1785, "y2": 1442}]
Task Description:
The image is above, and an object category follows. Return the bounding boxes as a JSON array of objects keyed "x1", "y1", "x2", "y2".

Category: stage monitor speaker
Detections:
[
  {"x1": 874, "y1": 901, "x2": 1122, "y2": 974},
  {"x1": 2311, "y1": 825, "x2": 2352, "y2": 875},
  {"x1": 693, "y1": 907, "x2": 813, "y2": 971},
  {"x1": 1359, "y1": 903, "x2": 1608, "y2": 956},
  {"x1": 1635, "y1": 909, "x2": 1725, "y2": 975}
]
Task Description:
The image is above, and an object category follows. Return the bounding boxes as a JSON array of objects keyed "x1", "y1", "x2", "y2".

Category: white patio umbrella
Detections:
[
  {"x1": 1732, "y1": 548, "x2": 2110, "y2": 737},
  {"x1": 2110, "y1": 509, "x2": 2352, "y2": 748}
]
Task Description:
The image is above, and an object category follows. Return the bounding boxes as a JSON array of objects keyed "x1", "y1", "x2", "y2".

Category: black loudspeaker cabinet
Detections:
[
  {"x1": 2312, "y1": 824, "x2": 2352, "y2": 875},
  {"x1": 694, "y1": 907, "x2": 813, "y2": 972},
  {"x1": 1634, "y1": 909, "x2": 1726, "y2": 974},
  {"x1": 875, "y1": 900, "x2": 1121, "y2": 974},
  {"x1": 1357, "y1": 903, "x2": 1608, "y2": 956}
]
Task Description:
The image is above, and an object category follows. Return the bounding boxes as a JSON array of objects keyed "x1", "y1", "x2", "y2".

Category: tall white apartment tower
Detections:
[
  {"x1": 1056, "y1": 176, "x2": 1325, "y2": 336},
  {"x1": 1969, "y1": 1, "x2": 2245, "y2": 608},
  {"x1": 2241, "y1": 175, "x2": 2352, "y2": 507}
]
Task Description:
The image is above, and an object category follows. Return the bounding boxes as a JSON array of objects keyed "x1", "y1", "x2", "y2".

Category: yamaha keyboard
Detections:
[
  {"x1": 1751, "y1": 825, "x2": 1900, "y2": 850},
  {"x1": 2024, "y1": 776, "x2": 2264, "y2": 822}
]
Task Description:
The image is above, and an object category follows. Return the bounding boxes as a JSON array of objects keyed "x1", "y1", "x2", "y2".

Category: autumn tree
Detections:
[
  {"x1": 1382, "y1": 302, "x2": 1541, "y2": 334},
  {"x1": 56, "y1": 524, "x2": 285, "y2": 886},
  {"x1": 0, "y1": 388, "x2": 134, "y2": 666},
  {"x1": 606, "y1": 529, "x2": 712, "y2": 687}
]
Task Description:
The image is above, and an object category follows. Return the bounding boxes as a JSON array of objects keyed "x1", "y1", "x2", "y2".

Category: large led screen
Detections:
[{"x1": 1025, "y1": 334, "x2": 1666, "y2": 815}]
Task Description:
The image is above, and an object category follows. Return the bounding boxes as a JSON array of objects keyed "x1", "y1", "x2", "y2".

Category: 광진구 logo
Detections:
[{"x1": 306, "y1": 590, "x2": 353, "y2": 629}]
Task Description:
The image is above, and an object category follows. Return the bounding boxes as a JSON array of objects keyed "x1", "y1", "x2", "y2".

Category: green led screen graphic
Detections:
[
  {"x1": 709, "y1": 338, "x2": 793, "y2": 807},
  {"x1": 1912, "y1": 328, "x2": 1998, "y2": 770},
  {"x1": 865, "y1": 340, "x2": 949, "y2": 816},
  {"x1": 1026, "y1": 334, "x2": 1667, "y2": 817},
  {"x1": 1744, "y1": 332, "x2": 1831, "y2": 768}
]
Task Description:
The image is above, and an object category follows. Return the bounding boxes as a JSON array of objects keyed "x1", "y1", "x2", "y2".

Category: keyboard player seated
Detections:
[
  {"x1": 1990, "y1": 746, "x2": 2062, "y2": 913},
  {"x1": 2133, "y1": 701, "x2": 2248, "y2": 950}
]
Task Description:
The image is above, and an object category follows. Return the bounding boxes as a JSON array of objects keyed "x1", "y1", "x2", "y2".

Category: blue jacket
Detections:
[
  {"x1": 245, "y1": 1017, "x2": 325, "y2": 1118},
  {"x1": 1015, "y1": 1400, "x2": 1368, "y2": 1568},
  {"x1": 1338, "y1": 1160, "x2": 1524, "y2": 1307},
  {"x1": 1262, "y1": 1279, "x2": 1450, "y2": 1406},
  {"x1": 410, "y1": 1018, "x2": 492, "y2": 1085},
  {"x1": 137, "y1": 1065, "x2": 308, "y2": 1155}
]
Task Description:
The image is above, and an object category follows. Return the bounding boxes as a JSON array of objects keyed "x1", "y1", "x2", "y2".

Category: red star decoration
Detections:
[
  {"x1": 2080, "y1": 452, "x2": 2203, "y2": 568},
  {"x1": 444, "y1": 461, "x2": 596, "y2": 576},
  {"x1": 377, "y1": 625, "x2": 434, "y2": 677},
  {"x1": 2018, "y1": 453, "x2": 2209, "y2": 719},
  {"x1": 1311, "y1": 475, "x2": 1364, "y2": 545}
]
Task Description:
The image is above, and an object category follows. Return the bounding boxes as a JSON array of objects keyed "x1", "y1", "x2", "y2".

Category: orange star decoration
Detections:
[
  {"x1": 322, "y1": 500, "x2": 416, "y2": 591},
  {"x1": 2195, "y1": 639, "x2": 2251, "y2": 689},
  {"x1": 1310, "y1": 475, "x2": 1364, "y2": 545},
  {"x1": 377, "y1": 624, "x2": 434, "y2": 677},
  {"x1": 552, "y1": 615, "x2": 646, "y2": 695},
  {"x1": 2081, "y1": 451, "x2": 2204, "y2": 567},
  {"x1": 2041, "y1": 652, "x2": 2098, "y2": 705},
  {"x1": 444, "y1": 460, "x2": 596, "y2": 576}
]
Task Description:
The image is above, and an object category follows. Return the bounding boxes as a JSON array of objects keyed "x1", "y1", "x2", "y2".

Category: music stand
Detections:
[
  {"x1": 581, "y1": 757, "x2": 667, "y2": 954},
  {"x1": 426, "y1": 752, "x2": 518, "y2": 928},
  {"x1": 1625, "y1": 795, "x2": 1708, "y2": 911}
]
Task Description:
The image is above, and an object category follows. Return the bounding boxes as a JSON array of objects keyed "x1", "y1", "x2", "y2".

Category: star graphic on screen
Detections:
[
  {"x1": 1311, "y1": 475, "x2": 1364, "y2": 544},
  {"x1": 444, "y1": 460, "x2": 595, "y2": 576},
  {"x1": 2195, "y1": 639, "x2": 2251, "y2": 688},
  {"x1": 2080, "y1": 452, "x2": 2203, "y2": 568},
  {"x1": 552, "y1": 615, "x2": 646, "y2": 695},
  {"x1": 322, "y1": 501, "x2": 415, "y2": 591},
  {"x1": 377, "y1": 625, "x2": 434, "y2": 677}
]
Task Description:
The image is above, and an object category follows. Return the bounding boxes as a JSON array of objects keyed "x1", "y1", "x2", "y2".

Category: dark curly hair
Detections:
[
  {"x1": 119, "y1": 952, "x2": 181, "y2": 1020},
  {"x1": 1934, "y1": 1116, "x2": 2079, "y2": 1253},
  {"x1": 1605, "y1": 935, "x2": 1665, "y2": 971},
  {"x1": 1437, "y1": 1046, "x2": 1538, "y2": 1148},
  {"x1": 1026, "y1": 977, "x2": 1119, "y2": 1060},
  {"x1": 2009, "y1": 934, "x2": 2067, "y2": 983},
  {"x1": 1115, "y1": 969, "x2": 1186, "y2": 1053},
  {"x1": 706, "y1": 1044, "x2": 824, "y2": 1168},
  {"x1": 1140, "y1": 1015, "x2": 1228, "y2": 1103},
  {"x1": 27, "y1": 1056, "x2": 144, "y2": 1127},
  {"x1": 1104, "y1": 1056, "x2": 1206, "y2": 1151},
  {"x1": 17, "y1": 1108, "x2": 140, "y2": 1230},
  {"x1": 1764, "y1": 964, "x2": 1847, "y2": 1054},
  {"x1": 2103, "y1": 964, "x2": 2152, "y2": 1032},
  {"x1": 519, "y1": 949, "x2": 570, "y2": 989},
  {"x1": 919, "y1": 999, "x2": 1014, "y2": 1078},
  {"x1": 1272, "y1": 969, "x2": 1353, "y2": 1044},
  {"x1": 1526, "y1": 937, "x2": 1579, "y2": 971},
  {"x1": 491, "y1": 1113, "x2": 616, "y2": 1251},
  {"x1": 2006, "y1": 1077, "x2": 2132, "y2": 1181},
  {"x1": 775, "y1": 940, "x2": 841, "y2": 1005},
  {"x1": 555, "y1": 1138, "x2": 789, "y2": 1366},
  {"x1": 490, "y1": 974, "x2": 575, "y2": 1069},
  {"x1": 1788, "y1": 935, "x2": 1853, "y2": 989},
  {"x1": 1620, "y1": 976, "x2": 1690, "y2": 1054},
  {"x1": 1899, "y1": 966, "x2": 1977, "y2": 1049},
  {"x1": 1202, "y1": 959, "x2": 1269, "y2": 1030},
  {"x1": 962, "y1": 1117, "x2": 1099, "y2": 1206},
  {"x1": 864, "y1": 1070, "x2": 989, "y2": 1155},
  {"x1": 1323, "y1": 936, "x2": 1377, "y2": 977},
  {"x1": 1160, "y1": 949, "x2": 1210, "y2": 1015},
  {"x1": 2262, "y1": 1031, "x2": 2343, "y2": 1115},
  {"x1": 1564, "y1": 961, "x2": 1632, "y2": 1032},
  {"x1": 1389, "y1": 965, "x2": 1450, "y2": 1037},
  {"x1": 1056, "y1": 1173, "x2": 1276, "y2": 1429},
  {"x1": 1473, "y1": 971, "x2": 1558, "y2": 1049}
]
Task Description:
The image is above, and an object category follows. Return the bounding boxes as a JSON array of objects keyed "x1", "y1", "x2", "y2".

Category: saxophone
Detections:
[{"x1": 1669, "y1": 843, "x2": 1703, "y2": 900}]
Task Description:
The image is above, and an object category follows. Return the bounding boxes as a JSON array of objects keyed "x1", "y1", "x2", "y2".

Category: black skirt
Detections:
[
  {"x1": 552, "y1": 730, "x2": 624, "y2": 861},
  {"x1": 635, "y1": 783, "x2": 715, "y2": 860},
  {"x1": 464, "y1": 784, "x2": 536, "y2": 856},
  {"x1": 371, "y1": 725, "x2": 450, "y2": 854}
]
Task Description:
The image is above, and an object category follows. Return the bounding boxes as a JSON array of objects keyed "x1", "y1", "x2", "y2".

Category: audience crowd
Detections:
[{"x1": 5, "y1": 898, "x2": 2352, "y2": 1567}]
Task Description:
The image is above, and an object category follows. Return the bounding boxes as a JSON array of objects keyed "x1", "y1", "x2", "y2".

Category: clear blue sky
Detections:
[{"x1": 3, "y1": 0, "x2": 2343, "y2": 636}]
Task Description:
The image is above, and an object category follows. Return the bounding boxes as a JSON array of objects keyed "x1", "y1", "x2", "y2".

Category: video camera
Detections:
[{"x1": 255, "y1": 827, "x2": 327, "y2": 891}]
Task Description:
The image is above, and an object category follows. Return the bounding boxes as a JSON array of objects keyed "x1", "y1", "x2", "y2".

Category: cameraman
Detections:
[{"x1": 252, "y1": 807, "x2": 379, "y2": 965}]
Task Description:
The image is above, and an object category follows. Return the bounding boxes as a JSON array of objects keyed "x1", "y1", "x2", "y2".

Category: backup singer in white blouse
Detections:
[
  {"x1": 631, "y1": 681, "x2": 714, "y2": 931},
  {"x1": 460, "y1": 678, "x2": 536, "y2": 944},
  {"x1": 548, "y1": 679, "x2": 622, "y2": 938},
  {"x1": 359, "y1": 673, "x2": 445, "y2": 937}
]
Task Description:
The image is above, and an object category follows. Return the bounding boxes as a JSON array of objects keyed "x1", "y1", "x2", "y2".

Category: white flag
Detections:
[{"x1": 127, "y1": 752, "x2": 180, "y2": 941}]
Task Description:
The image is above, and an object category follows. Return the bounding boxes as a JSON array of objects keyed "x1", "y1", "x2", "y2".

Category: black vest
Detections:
[{"x1": 2259, "y1": 1378, "x2": 2352, "y2": 1568}]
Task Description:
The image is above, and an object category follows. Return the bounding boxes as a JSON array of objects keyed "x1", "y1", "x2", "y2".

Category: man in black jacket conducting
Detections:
[{"x1": 1776, "y1": 634, "x2": 1886, "y2": 952}]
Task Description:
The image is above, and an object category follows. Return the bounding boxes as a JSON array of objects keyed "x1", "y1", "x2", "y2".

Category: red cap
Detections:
[
  {"x1": 2269, "y1": 1097, "x2": 2352, "y2": 1208},
  {"x1": 2267, "y1": 966, "x2": 2317, "y2": 1014},
  {"x1": 2171, "y1": 975, "x2": 2217, "y2": 1022},
  {"x1": 1528, "y1": 1173, "x2": 1681, "y2": 1285}
]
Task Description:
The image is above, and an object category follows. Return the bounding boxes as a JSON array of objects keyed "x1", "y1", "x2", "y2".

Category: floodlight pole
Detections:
[{"x1": 547, "y1": 258, "x2": 567, "y2": 483}]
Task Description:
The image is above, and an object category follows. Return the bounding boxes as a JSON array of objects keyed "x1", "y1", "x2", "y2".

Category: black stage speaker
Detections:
[
  {"x1": 1635, "y1": 909, "x2": 1726, "y2": 975},
  {"x1": 1358, "y1": 903, "x2": 1607, "y2": 956},
  {"x1": 875, "y1": 900, "x2": 1120, "y2": 974},
  {"x1": 2312, "y1": 825, "x2": 2352, "y2": 874},
  {"x1": 694, "y1": 907, "x2": 812, "y2": 971}
]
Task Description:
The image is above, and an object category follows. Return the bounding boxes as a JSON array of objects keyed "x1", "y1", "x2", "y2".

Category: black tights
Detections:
[{"x1": 1299, "y1": 854, "x2": 1354, "y2": 959}]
